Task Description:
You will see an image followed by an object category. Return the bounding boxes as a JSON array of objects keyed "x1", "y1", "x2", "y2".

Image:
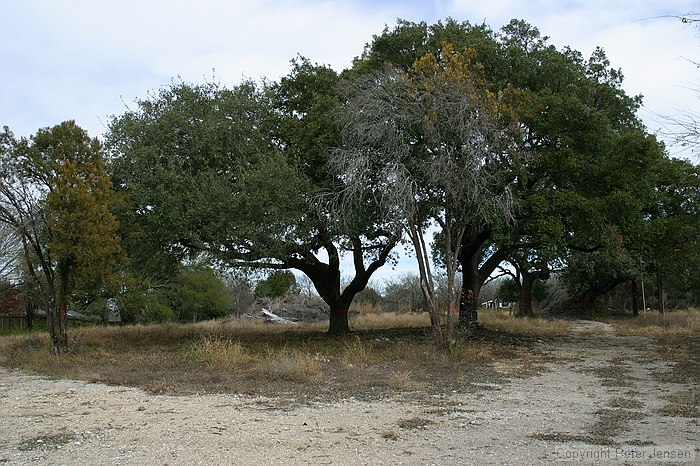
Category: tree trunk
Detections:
[
  {"x1": 582, "y1": 290, "x2": 597, "y2": 314},
  {"x1": 517, "y1": 274, "x2": 536, "y2": 317},
  {"x1": 656, "y1": 263, "x2": 665, "y2": 315},
  {"x1": 47, "y1": 307, "x2": 68, "y2": 354},
  {"x1": 459, "y1": 261, "x2": 480, "y2": 326},
  {"x1": 327, "y1": 305, "x2": 351, "y2": 335},
  {"x1": 50, "y1": 263, "x2": 70, "y2": 354},
  {"x1": 24, "y1": 294, "x2": 35, "y2": 329},
  {"x1": 631, "y1": 280, "x2": 639, "y2": 317}
]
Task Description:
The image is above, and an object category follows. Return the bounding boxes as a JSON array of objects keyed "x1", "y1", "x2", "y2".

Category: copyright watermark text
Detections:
[{"x1": 555, "y1": 445, "x2": 697, "y2": 462}]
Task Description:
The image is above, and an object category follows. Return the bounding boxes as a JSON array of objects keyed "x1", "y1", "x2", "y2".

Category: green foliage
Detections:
[
  {"x1": 561, "y1": 250, "x2": 638, "y2": 307},
  {"x1": 34, "y1": 122, "x2": 125, "y2": 296},
  {"x1": 107, "y1": 81, "x2": 276, "y2": 259},
  {"x1": 116, "y1": 266, "x2": 232, "y2": 324},
  {"x1": 496, "y1": 279, "x2": 519, "y2": 303},
  {"x1": 108, "y1": 64, "x2": 401, "y2": 335},
  {"x1": 255, "y1": 271, "x2": 298, "y2": 299},
  {"x1": 532, "y1": 279, "x2": 549, "y2": 303},
  {"x1": 100, "y1": 16, "x2": 699, "y2": 330},
  {"x1": 353, "y1": 286, "x2": 383, "y2": 307},
  {"x1": 171, "y1": 266, "x2": 233, "y2": 322},
  {"x1": 1, "y1": 122, "x2": 125, "y2": 353},
  {"x1": 115, "y1": 288, "x2": 175, "y2": 324}
]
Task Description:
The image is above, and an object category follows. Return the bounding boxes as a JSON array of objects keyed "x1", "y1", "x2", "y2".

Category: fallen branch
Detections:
[{"x1": 261, "y1": 309, "x2": 298, "y2": 325}]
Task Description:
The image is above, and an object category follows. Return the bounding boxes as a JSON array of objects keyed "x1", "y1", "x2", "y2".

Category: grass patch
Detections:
[
  {"x1": 658, "y1": 389, "x2": 700, "y2": 418},
  {"x1": 529, "y1": 432, "x2": 591, "y2": 443},
  {"x1": 479, "y1": 310, "x2": 571, "y2": 336},
  {"x1": 607, "y1": 396, "x2": 644, "y2": 410},
  {"x1": 612, "y1": 308, "x2": 700, "y2": 338},
  {"x1": 350, "y1": 312, "x2": 429, "y2": 330},
  {"x1": 587, "y1": 357, "x2": 636, "y2": 388},
  {"x1": 397, "y1": 417, "x2": 434, "y2": 429},
  {"x1": 257, "y1": 349, "x2": 323, "y2": 383},
  {"x1": 590, "y1": 408, "x2": 644, "y2": 443},
  {"x1": 533, "y1": 408, "x2": 645, "y2": 446},
  {"x1": 381, "y1": 430, "x2": 401, "y2": 441},
  {"x1": 18, "y1": 431, "x2": 76, "y2": 452}
]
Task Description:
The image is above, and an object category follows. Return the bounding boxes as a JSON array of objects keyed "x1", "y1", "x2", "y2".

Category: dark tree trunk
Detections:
[
  {"x1": 290, "y1": 233, "x2": 395, "y2": 336},
  {"x1": 47, "y1": 307, "x2": 68, "y2": 354},
  {"x1": 582, "y1": 289, "x2": 597, "y2": 314},
  {"x1": 50, "y1": 262, "x2": 70, "y2": 354},
  {"x1": 631, "y1": 280, "x2": 639, "y2": 317},
  {"x1": 457, "y1": 228, "x2": 489, "y2": 327},
  {"x1": 24, "y1": 294, "x2": 35, "y2": 329},
  {"x1": 656, "y1": 263, "x2": 665, "y2": 314},
  {"x1": 327, "y1": 305, "x2": 351, "y2": 335},
  {"x1": 459, "y1": 256, "x2": 480, "y2": 326},
  {"x1": 517, "y1": 274, "x2": 536, "y2": 317}
]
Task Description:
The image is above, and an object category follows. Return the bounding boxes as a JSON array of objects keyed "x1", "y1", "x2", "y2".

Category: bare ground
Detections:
[{"x1": 0, "y1": 321, "x2": 698, "y2": 465}]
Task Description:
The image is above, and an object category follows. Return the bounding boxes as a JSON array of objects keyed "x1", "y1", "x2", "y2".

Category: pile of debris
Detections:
[{"x1": 244, "y1": 294, "x2": 330, "y2": 324}]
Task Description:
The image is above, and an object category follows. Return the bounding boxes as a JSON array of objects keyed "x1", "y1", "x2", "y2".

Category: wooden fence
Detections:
[{"x1": 0, "y1": 313, "x2": 34, "y2": 332}]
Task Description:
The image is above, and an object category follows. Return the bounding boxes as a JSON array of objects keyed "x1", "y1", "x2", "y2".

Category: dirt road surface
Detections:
[{"x1": 1, "y1": 321, "x2": 697, "y2": 465}]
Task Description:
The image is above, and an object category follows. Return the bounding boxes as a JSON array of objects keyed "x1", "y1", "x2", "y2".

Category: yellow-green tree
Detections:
[{"x1": 0, "y1": 121, "x2": 124, "y2": 353}]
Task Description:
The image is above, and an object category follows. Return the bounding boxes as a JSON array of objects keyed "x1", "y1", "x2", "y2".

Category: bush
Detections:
[
  {"x1": 170, "y1": 266, "x2": 233, "y2": 322},
  {"x1": 115, "y1": 289, "x2": 175, "y2": 324},
  {"x1": 255, "y1": 271, "x2": 298, "y2": 299}
]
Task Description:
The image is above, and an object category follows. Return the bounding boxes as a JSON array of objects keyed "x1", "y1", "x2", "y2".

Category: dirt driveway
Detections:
[{"x1": 1, "y1": 321, "x2": 697, "y2": 465}]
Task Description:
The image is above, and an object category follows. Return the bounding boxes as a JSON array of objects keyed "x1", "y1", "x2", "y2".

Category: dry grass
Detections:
[
  {"x1": 389, "y1": 370, "x2": 415, "y2": 390},
  {"x1": 0, "y1": 312, "x2": 556, "y2": 399},
  {"x1": 182, "y1": 336, "x2": 248, "y2": 371},
  {"x1": 658, "y1": 389, "x2": 700, "y2": 418},
  {"x1": 479, "y1": 309, "x2": 572, "y2": 336},
  {"x1": 349, "y1": 311, "x2": 429, "y2": 330},
  {"x1": 612, "y1": 308, "x2": 700, "y2": 338}
]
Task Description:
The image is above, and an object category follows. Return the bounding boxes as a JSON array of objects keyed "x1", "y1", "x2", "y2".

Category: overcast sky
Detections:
[{"x1": 2, "y1": 0, "x2": 699, "y2": 149}]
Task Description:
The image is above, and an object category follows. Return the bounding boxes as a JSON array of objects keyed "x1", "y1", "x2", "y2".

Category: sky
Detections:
[
  {"x1": 2, "y1": 0, "x2": 699, "y2": 283},
  {"x1": 2, "y1": 1, "x2": 699, "y2": 145}
]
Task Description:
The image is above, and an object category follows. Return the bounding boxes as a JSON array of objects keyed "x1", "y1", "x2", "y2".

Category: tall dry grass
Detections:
[
  {"x1": 479, "y1": 309, "x2": 572, "y2": 335},
  {"x1": 349, "y1": 311, "x2": 429, "y2": 330},
  {"x1": 612, "y1": 308, "x2": 700, "y2": 337}
]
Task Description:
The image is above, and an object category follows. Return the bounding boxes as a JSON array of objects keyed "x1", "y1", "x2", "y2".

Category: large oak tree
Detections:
[{"x1": 108, "y1": 76, "x2": 400, "y2": 335}]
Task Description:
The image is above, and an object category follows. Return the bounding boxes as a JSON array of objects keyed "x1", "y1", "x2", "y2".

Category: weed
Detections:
[
  {"x1": 389, "y1": 371, "x2": 414, "y2": 390},
  {"x1": 258, "y1": 349, "x2": 322, "y2": 383},
  {"x1": 0, "y1": 313, "x2": 549, "y2": 399},
  {"x1": 340, "y1": 336, "x2": 371, "y2": 366},
  {"x1": 613, "y1": 308, "x2": 700, "y2": 338},
  {"x1": 381, "y1": 430, "x2": 400, "y2": 441},
  {"x1": 350, "y1": 312, "x2": 429, "y2": 330},
  {"x1": 182, "y1": 336, "x2": 247, "y2": 371},
  {"x1": 397, "y1": 417, "x2": 434, "y2": 429},
  {"x1": 607, "y1": 396, "x2": 644, "y2": 410},
  {"x1": 658, "y1": 389, "x2": 700, "y2": 418}
]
